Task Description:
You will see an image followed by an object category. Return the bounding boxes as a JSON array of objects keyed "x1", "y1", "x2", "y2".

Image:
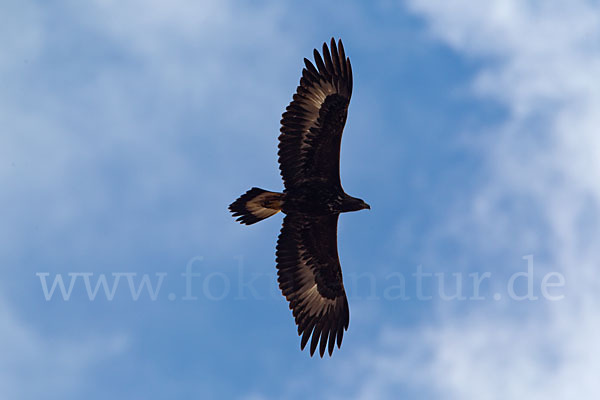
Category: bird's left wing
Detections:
[{"x1": 276, "y1": 213, "x2": 349, "y2": 357}]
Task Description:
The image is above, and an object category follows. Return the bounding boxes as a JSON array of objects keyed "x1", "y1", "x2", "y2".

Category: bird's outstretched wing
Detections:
[
  {"x1": 278, "y1": 38, "x2": 353, "y2": 190},
  {"x1": 276, "y1": 213, "x2": 349, "y2": 357}
]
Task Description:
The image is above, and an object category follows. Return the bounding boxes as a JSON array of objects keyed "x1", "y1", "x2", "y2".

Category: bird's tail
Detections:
[{"x1": 229, "y1": 187, "x2": 284, "y2": 225}]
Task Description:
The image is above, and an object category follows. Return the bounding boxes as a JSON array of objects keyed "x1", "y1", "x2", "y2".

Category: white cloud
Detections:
[
  {"x1": 0, "y1": 0, "x2": 300, "y2": 258},
  {"x1": 258, "y1": 1, "x2": 600, "y2": 399},
  {"x1": 0, "y1": 297, "x2": 128, "y2": 399},
  {"x1": 335, "y1": 0, "x2": 600, "y2": 398},
  {"x1": 8, "y1": 0, "x2": 600, "y2": 397},
  {"x1": 0, "y1": 1, "x2": 298, "y2": 397}
]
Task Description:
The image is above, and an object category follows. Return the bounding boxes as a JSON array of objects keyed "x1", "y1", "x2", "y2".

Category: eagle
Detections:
[{"x1": 229, "y1": 38, "x2": 369, "y2": 357}]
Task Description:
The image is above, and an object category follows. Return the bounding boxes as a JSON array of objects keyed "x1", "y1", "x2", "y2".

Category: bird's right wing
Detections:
[
  {"x1": 278, "y1": 38, "x2": 353, "y2": 190},
  {"x1": 276, "y1": 213, "x2": 349, "y2": 357}
]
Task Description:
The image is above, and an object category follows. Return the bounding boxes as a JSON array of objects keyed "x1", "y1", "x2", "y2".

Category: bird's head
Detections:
[
  {"x1": 358, "y1": 199, "x2": 371, "y2": 210},
  {"x1": 343, "y1": 196, "x2": 371, "y2": 212}
]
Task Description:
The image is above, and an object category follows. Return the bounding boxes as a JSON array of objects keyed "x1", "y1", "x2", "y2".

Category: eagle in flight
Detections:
[{"x1": 229, "y1": 38, "x2": 369, "y2": 357}]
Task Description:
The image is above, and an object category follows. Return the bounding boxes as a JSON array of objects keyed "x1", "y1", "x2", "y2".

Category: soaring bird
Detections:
[{"x1": 229, "y1": 38, "x2": 369, "y2": 357}]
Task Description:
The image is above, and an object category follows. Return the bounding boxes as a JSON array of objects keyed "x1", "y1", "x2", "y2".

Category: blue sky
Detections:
[{"x1": 2, "y1": 0, "x2": 600, "y2": 399}]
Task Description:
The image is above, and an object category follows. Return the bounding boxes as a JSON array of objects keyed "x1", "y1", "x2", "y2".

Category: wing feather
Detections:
[
  {"x1": 278, "y1": 38, "x2": 353, "y2": 189},
  {"x1": 276, "y1": 214, "x2": 350, "y2": 357}
]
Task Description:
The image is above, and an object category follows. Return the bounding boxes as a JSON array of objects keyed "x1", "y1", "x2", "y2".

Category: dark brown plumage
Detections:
[{"x1": 229, "y1": 38, "x2": 369, "y2": 357}]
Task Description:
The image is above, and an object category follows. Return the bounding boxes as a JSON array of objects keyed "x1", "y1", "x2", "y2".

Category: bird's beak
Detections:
[{"x1": 365, "y1": 203, "x2": 371, "y2": 210}]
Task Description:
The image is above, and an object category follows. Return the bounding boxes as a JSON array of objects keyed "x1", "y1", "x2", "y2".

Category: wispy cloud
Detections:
[
  {"x1": 254, "y1": 1, "x2": 600, "y2": 399},
  {"x1": 1, "y1": 1, "x2": 299, "y2": 397},
  {"x1": 334, "y1": 1, "x2": 600, "y2": 398},
  {"x1": 0, "y1": 296, "x2": 128, "y2": 398},
  {"x1": 0, "y1": 0, "x2": 302, "y2": 258},
  {"x1": 7, "y1": 0, "x2": 599, "y2": 398}
]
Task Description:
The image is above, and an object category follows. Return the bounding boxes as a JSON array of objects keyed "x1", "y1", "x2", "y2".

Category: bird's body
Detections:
[
  {"x1": 229, "y1": 38, "x2": 369, "y2": 357},
  {"x1": 283, "y1": 181, "x2": 366, "y2": 215}
]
